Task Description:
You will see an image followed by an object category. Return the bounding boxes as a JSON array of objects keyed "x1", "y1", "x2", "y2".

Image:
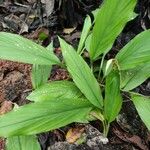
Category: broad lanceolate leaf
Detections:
[
  {"x1": 31, "y1": 64, "x2": 51, "y2": 89},
  {"x1": 121, "y1": 62, "x2": 150, "y2": 91},
  {"x1": 0, "y1": 32, "x2": 60, "y2": 65},
  {"x1": 59, "y1": 37, "x2": 103, "y2": 108},
  {"x1": 77, "y1": 15, "x2": 92, "y2": 54},
  {"x1": 27, "y1": 81, "x2": 82, "y2": 102},
  {"x1": 104, "y1": 70, "x2": 122, "y2": 123},
  {"x1": 90, "y1": 0, "x2": 137, "y2": 60},
  {"x1": 116, "y1": 30, "x2": 150, "y2": 70},
  {"x1": 0, "y1": 98, "x2": 93, "y2": 137},
  {"x1": 131, "y1": 94, "x2": 150, "y2": 130},
  {"x1": 6, "y1": 135, "x2": 41, "y2": 150}
]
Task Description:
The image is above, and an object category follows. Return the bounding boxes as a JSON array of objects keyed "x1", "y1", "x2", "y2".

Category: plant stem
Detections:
[
  {"x1": 90, "y1": 60, "x2": 93, "y2": 72},
  {"x1": 98, "y1": 54, "x2": 106, "y2": 81},
  {"x1": 105, "y1": 123, "x2": 110, "y2": 137},
  {"x1": 79, "y1": 47, "x2": 85, "y2": 55},
  {"x1": 102, "y1": 121, "x2": 106, "y2": 136},
  {"x1": 102, "y1": 120, "x2": 110, "y2": 137}
]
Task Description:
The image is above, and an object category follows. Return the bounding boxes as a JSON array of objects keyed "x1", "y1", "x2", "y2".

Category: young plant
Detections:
[{"x1": 0, "y1": 0, "x2": 150, "y2": 149}]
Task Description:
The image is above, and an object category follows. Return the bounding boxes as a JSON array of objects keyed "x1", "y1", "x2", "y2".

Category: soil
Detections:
[{"x1": 0, "y1": 0, "x2": 150, "y2": 150}]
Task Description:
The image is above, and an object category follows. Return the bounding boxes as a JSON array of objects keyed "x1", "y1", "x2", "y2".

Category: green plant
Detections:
[{"x1": 0, "y1": 0, "x2": 150, "y2": 149}]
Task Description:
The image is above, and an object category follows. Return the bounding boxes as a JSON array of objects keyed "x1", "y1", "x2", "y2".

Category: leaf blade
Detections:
[
  {"x1": 90, "y1": 0, "x2": 137, "y2": 60},
  {"x1": 0, "y1": 98, "x2": 93, "y2": 137},
  {"x1": 77, "y1": 15, "x2": 92, "y2": 54},
  {"x1": 116, "y1": 30, "x2": 150, "y2": 70},
  {"x1": 131, "y1": 94, "x2": 150, "y2": 130},
  {"x1": 121, "y1": 62, "x2": 150, "y2": 91},
  {"x1": 104, "y1": 70, "x2": 122, "y2": 123},
  {"x1": 0, "y1": 32, "x2": 60, "y2": 65},
  {"x1": 59, "y1": 37, "x2": 103, "y2": 108},
  {"x1": 27, "y1": 81, "x2": 82, "y2": 102}
]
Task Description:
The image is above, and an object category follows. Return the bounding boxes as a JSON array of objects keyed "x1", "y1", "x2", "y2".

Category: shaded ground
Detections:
[{"x1": 0, "y1": 0, "x2": 150, "y2": 150}]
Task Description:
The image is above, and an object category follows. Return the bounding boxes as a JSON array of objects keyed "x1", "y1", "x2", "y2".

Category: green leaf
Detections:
[
  {"x1": 103, "y1": 59, "x2": 114, "y2": 77},
  {"x1": 6, "y1": 135, "x2": 41, "y2": 150},
  {"x1": 116, "y1": 30, "x2": 150, "y2": 70},
  {"x1": 27, "y1": 81, "x2": 82, "y2": 102},
  {"x1": 31, "y1": 64, "x2": 51, "y2": 89},
  {"x1": 131, "y1": 94, "x2": 150, "y2": 130},
  {"x1": 59, "y1": 37, "x2": 103, "y2": 108},
  {"x1": 85, "y1": 33, "x2": 92, "y2": 52},
  {"x1": 77, "y1": 15, "x2": 92, "y2": 54},
  {"x1": 92, "y1": 9, "x2": 99, "y2": 22},
  {"x1": 90, "y1": 0, "x2": 137, "y2": 60},
  {"x1": 46, "y1": 41, "x2": 55, "y2": 54},
  {"x1": 31, "y1": 42, "x2": 55, "y2": 89},
  {"x1": 121, "y1": 62, "x2": 150, "y2": 91},
  {"x1": 0, "y1": 32, "x2": 60, "y2": 65},
  {"x1": 39, "y1": 32, "x2": 48, "y2": 41},
  {"x1": 0, "y1": 98, "x2": 93, "y2": 137},
  {"x1": 104, "y1": 70, "x2": 122, "y2": 123}
]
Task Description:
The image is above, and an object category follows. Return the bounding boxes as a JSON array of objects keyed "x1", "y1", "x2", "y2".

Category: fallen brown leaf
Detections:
[
  {"x1": 66, "y1": 126, "x2": 85, "y2": 144},
  {"x1": 112, "y1": 127, "x2": 149, "y2": 150}
]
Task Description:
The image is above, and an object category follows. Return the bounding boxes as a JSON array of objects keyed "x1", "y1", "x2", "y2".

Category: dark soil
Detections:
[{"x1": 0, "y1": 0, "x2": 150, "y2": 150}]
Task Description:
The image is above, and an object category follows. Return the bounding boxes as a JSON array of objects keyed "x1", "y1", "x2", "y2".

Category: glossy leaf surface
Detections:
[
  {"x1": 0, "y1": 32, "x2": 60, "y2": 65},
  {"x1": 116, "y1": 30, "x2": 150, "y2": 70},
  {"x1": 121, "y1": 62, "x2": 150, "y2": 91},
  {"x1": 0, "y1": 98, "x2": 93, "y2": 137},
  {"x1": 104, "y1": 70, "x2": 122, "y2": 123},
  {"x1": 59, "y1": 37, "x2": 103, "y2": 108},
  {"x1": 77, "y1": 15, "x2": 92, "y2": 54},
  {"x1": 90, "y1": 0, "x2": 137, "y2": 60},
  {"x1": 27, "y1": 81, "x2": 82, "y2": 102},
  {"x1": 132, "y1": 94, "x2": 150, "y2": 130}
]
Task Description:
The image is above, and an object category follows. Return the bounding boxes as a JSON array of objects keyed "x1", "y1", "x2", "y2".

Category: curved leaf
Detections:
[
  {"x1": 59, "y1": 37, "x2": 103, "y2": 108},
  {"x1": 104, "y1": 70, "x2": 122, "y2": 123},
  {"x1": 116, "y1": 30, "x2": 150, "y2": 70},
  {"x1": 77, "y1": 15, "x2": 92, "y2": 54},
  {"x1": 27, "y1": 81, "x2": 82, "y2": 102},
  {"x1": 121, "y1": 62, "x2": 150, "y2": 91},
  {"x1": 90, "y1": 0, "x2": 137, "y2": 60},
  {"x1": 131, "y1": 94, "x2": 150, "y2": 130},
  {"x1": 0, "y1": 98, "x2": 93, "y2": 137},
  {"x1": 0, "y1": 32, "x2": 60, "y2": 65}
]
